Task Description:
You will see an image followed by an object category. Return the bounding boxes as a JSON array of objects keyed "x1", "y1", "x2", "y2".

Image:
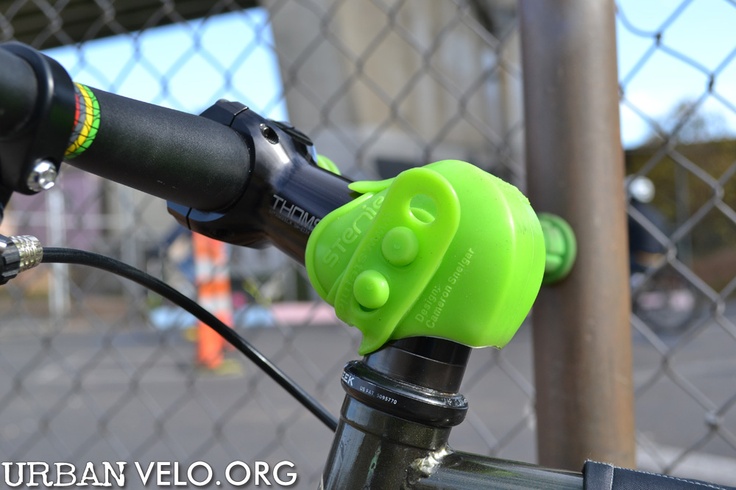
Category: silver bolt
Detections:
[{"x1": 27, "y1": 160, "x2": 58, "y2": 192}]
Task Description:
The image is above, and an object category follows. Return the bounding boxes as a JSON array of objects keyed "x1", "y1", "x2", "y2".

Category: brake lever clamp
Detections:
[
  {"x1": 0, "y1": 43, "x2": 76, "y2": 205},
  {"x1": 305, "y1": 160, "x2": 547, "y2": 355}
]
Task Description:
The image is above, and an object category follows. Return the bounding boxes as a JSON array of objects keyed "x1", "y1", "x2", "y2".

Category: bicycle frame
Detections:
[
  {"x1": 320, "y1": 337, "x2": 582, "y2": 488},
  {"x1": 0, "y1": 42, "x2": 732, "y2": 490}
]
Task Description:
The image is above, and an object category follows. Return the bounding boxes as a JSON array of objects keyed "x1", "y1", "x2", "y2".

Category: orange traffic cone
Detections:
[{"x1": 192, "y1": 233, "x2": 233, "y2": 370}]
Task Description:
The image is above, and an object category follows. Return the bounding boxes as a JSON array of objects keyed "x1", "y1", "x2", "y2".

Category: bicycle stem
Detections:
[{"x1": 166, "y1": 99, "x2": 356, "y2": 263}]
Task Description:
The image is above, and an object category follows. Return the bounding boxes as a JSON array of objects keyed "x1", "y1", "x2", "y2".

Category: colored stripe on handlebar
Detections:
[{"x1": 65, "y1": 83, "x2": 100, "y2": 158}]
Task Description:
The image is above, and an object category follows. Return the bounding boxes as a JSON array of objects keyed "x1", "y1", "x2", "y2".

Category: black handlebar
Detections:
[
  {"x1": 0, "y1": 42, "x2": 356, "y2": 262},
  {"x1": 69, "y1": 88, "x2": 252, "y2": 213},
  {"x1": 0, "y1": 42, "x2": 250, "y2": 212}
]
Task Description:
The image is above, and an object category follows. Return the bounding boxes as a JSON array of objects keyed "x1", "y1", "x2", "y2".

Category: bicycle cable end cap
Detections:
[{"x1": 0, "y1": 234, "x2": 42, "y2": 284}]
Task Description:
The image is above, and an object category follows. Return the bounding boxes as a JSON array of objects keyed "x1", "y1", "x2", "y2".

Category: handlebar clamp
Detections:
[{"x1": 0, "y1": 43, "x2": 76, "y2": 214}]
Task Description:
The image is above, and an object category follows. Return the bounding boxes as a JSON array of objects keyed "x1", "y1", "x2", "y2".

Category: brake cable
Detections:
[{"x1": 40, "y1": 246, "x2": 339, "y2": 432}]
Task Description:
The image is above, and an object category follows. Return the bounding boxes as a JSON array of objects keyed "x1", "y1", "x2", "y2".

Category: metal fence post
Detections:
[{"x1": 519, "y1": 0, "x2": 636, "y2": 470}]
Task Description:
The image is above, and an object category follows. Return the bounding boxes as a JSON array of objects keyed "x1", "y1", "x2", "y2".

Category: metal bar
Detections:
[
  {"x1": 519, "y1": 0, "x2": 636, "y2": 470},
  {"x1": 0, "y1": 0, "x2": 259, "y2": 50},
  {"x1": 412, "y1": 451, "x2": 583, "y2": 490}
]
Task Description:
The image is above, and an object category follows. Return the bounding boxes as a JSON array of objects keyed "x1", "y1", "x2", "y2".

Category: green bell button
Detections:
[
  {"x1": 381, "y1": 227, "x2": 419, "y2": 267},
  {"x1": 353, "y1": 270, "x2": 390, "y2": 310}
]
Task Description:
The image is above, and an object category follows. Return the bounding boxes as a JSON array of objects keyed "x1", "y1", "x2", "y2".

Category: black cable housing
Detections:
[{"x1": 41, "y1": 246, "x2": 338, "y2": 432}]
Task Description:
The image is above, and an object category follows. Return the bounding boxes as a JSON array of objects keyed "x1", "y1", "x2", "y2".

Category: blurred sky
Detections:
[
  {"x1": 43, "y1": 3, "x2": 736, "y2": 149},
  {"x1": 44, "y1": 7, "x2": 288, "y2": 121},
  {"x1": 617, "y1": 0, "x2": 736, "y2": 146}
]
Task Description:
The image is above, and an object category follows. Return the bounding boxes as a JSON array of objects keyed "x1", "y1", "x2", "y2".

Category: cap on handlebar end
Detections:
[{"x1": 305, "y1": 160, "x2": 546, "y2": 355}]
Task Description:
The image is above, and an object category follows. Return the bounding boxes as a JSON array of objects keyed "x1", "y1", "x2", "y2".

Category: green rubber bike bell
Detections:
[{"x1": 305, "y1": 160, "x2": 546, "y2": 355}]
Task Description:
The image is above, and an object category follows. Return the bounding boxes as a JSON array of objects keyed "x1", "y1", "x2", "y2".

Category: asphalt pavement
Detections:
[{"x1": 0, "y1": 305, "x2": 734, "y2": 488}]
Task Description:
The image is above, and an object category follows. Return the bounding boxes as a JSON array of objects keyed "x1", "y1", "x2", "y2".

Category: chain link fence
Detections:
[
  {"x1": 0, "y1": 1, "x2": 531, "y2": 488},
  {"x1": 0, "y1": 0, "x2": 734, "y2": 487},
  {"x1": 618, "y1": 0, "x2": 736, "y2": 482}
]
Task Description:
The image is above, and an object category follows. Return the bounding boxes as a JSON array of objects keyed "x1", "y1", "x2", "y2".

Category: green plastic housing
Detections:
[{"x1": 305, "y1": 160, "x2": 546, "y2": 355}]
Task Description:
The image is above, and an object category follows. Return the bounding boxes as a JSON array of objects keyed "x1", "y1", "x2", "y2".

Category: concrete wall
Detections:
[{"x1": 267, "y1": 0, "x2": 524, "y2": 183}]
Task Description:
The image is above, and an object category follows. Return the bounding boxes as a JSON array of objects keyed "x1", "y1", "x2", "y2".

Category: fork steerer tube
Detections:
[
  {"x1": 322, "y1": 337, "x2": 468, "y2": 488},
  {"x1": 322, "y1": 337, "x2": 583, "y2": 489},
  {"x1": 343, "y1": 337, "x2": 470, "y2": 428}
]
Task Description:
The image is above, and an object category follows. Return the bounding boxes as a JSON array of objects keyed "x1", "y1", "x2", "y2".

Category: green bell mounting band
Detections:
[
  {"x1": 538, "y1": 212, "x2": 577, "y2": 285},
  {"x1": 305, "y1": 160, "x2": 547, "y2": 355},
  {"x1": 316, "y1": 155, "x2": 341, "y2": 175}
]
